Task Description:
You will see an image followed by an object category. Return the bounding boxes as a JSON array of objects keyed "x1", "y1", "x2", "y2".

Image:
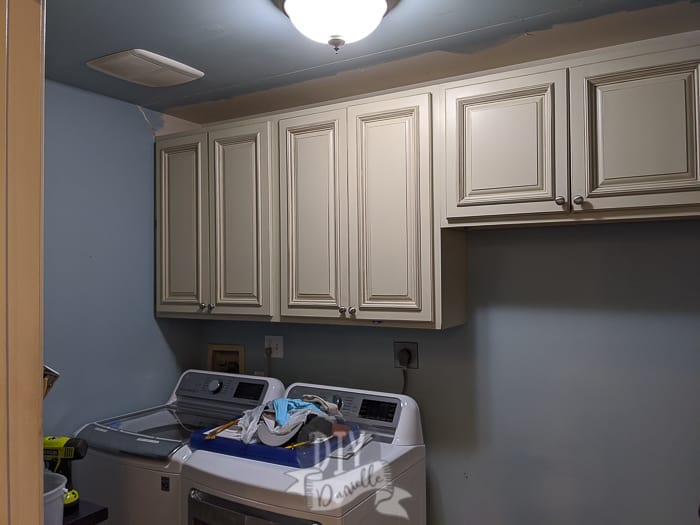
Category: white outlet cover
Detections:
[{"x1": 265, "y1": 336, "x2": 284, "y2": 358}]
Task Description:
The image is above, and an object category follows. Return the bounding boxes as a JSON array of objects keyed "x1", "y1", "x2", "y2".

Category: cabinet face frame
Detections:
[
  {"x1": 444, "y1": 68, "x2": 570, "y2": 219},
  {"x1": 279, "y1": 110, "x2": 350, "y2": 318},
  {"x1": 570, "y1": 46, "x2": 700, "y2": 212},
  {"x1": 347, "y1": 94, "x2": 434, "y2": 322},
  {"x1": 156, "y1": 134, "x2": 210, "y2": 315},
  {"x1": 208, "y1": 122, "x2": 273, "y2": 317}
]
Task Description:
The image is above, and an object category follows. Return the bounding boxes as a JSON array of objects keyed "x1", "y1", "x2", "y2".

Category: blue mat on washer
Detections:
[{"x1": 189, "y1": 423, "x2": 361, "y2": 468}]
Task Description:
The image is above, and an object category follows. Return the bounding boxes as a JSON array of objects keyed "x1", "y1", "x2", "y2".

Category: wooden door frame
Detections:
[{"x1": 0, "y1": 0, "x2": 45, "y2": 524}]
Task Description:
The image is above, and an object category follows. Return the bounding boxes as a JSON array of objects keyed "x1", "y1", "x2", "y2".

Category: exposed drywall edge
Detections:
[
  {"x1": 165, "y1": 1, "x2": 700, "y2": 124},
  {"x1": 139, "y1": 106, "x2": 202, "y2": 136},
  {"x1": 155, "y1": 112, "x2": 202, "y2": 136}
]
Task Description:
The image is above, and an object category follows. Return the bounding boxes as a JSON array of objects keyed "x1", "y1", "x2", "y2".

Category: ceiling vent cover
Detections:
[{"x1": 86, "y1": 49, "x2": 204, "y2": 87}]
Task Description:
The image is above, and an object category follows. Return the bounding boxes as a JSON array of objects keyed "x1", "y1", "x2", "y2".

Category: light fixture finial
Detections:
[{"x1": 282, "y1": 0, "x2": 390, "y2": 52}]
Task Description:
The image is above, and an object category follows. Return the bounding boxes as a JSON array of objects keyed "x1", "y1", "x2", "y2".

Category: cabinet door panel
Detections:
[
  {"x1": 209, "y1": 122, "x2": 272, "y2": 316},
  {"x1": 445, "y1": 69, "x2": 569, "y2": 219},
  {"x1": 570, "y1": 47, "x2": 700, "y2": 211},
  {"x1": 348, "y1": 94, "x2": 433, "y2": 322},
  {"x1": 156, "y1": 134, "x2": 209, "y2": 314},
  {"x1": 280, "y1": 110, "x2": 348, "y2": 318}
]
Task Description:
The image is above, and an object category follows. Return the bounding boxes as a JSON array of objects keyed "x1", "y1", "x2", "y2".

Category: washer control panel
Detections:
[
  {"x1": 174, "y1": 371, "x2": 279, "y2": 407},
  {"x1": 287, "y1": 384, "x2": 401, "y2": 432}
]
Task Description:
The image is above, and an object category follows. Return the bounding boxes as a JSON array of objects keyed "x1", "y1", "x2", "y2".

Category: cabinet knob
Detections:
[
  {"x1": 207, "y1": 303, "x2": 215, "y2": 310},
  {"x1": 573, "y1": 195, "x2": 584, "y2": 205},
  {"x1": 338, "y1": 306, "x2": 347, "y2": 314},
  {"x1": 554, "y1": 196, "x2": 566, "y2": 205},
  {"x1": 348, "y1": 307, "x2": 357, "y2": 315},
  {"x1": 199, "y1": 303, "x2": 206, "y2": 310}
]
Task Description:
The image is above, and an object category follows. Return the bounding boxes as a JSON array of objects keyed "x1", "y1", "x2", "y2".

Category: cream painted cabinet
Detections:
[
  {"x1": 280, "y1": 94, "x2": 433, "y2": 323},
  {"x1": 347, "y1": 95, "x2": 433, "y2": 322},
  {"x1": 445, "y1": 69, "x2": 569, "y2": 219},
  {"x1": 279, "y1": 109, "x2": 349, "y2": 319},
  {"x1": 156, "y1": 134, "x2": 210, "y2": 315},
  {"x1": 208, "y1": 122, "x2": 274, "y2": 316},
  {"x1": 157, "y1": 122, "x2": 274, "y2": 318},
  {"x1": 570, "y1": 46, "x2": 700, "y2": 212}
]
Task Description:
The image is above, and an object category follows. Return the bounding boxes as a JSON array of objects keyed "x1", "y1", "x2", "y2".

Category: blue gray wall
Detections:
[
  {"x1": 203, "y1": 221, "x2": 700, "y2": 524},
  {"x1": 44, "y1": 79, "x2": 700, "y2": 523},
  {"x1": 43, "y1": 80, "x2": 202, "y2": 435}
]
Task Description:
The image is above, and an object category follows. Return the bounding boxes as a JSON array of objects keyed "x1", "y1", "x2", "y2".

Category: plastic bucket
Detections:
[{"x1": 43, "y1": 471, "x2": 66, "y2": 525}]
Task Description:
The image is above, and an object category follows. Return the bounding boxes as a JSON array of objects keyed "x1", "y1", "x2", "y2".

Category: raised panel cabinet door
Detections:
[
  {"x1": 156, "y1": 134, "x2": 210, "y2": 314},
  {"x1": 279, "y1": 110, "x2": 349, "y2": 318},
  {"x1": 347, "y1": 94, "x2": 433, "y2": 322},
  {"x1": 570, "y1": 46, "x2": 700, "y2": 212},
  {"x1": 445, "y1": 69, "x2": 569, "y2": 219},
  {"x1": 209, "y1": 122, "x2": 273, "y2": 317}
]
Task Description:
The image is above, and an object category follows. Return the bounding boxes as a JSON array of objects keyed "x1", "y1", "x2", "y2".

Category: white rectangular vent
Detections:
[{"x1": 87, "y1": 49, "x2": 204, "y2": 87}]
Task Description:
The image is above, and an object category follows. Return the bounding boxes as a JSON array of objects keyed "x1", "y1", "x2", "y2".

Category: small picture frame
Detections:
[{"x1": 208, "y1": 344, "x2": 245, "y2": 374}]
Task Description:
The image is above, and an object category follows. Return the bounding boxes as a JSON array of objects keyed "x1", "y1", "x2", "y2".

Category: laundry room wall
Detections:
[
  {"x1": 43, "y1": 80, "x2": 203, "y2": 435},
  {"x1": 201, "y1": 220, "x2": 700, "y2": 524}
]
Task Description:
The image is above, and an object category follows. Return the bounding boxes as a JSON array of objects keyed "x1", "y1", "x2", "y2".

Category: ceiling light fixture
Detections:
[{"x1": 276, "y1": 0, "x2": 399, "y2": 52}]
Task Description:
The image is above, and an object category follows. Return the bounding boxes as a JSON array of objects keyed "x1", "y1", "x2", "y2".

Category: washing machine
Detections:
[
  {"x1": 72, "y1": 369, "x2": 285, "y2": 525},
  {"x1": 182, "y1": 382, "x2": 426, "y2": 524}
]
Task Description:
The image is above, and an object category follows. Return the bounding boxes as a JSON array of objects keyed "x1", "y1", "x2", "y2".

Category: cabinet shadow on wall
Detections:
[{"x1": 463, "y1": 219, "x2": 700, "y2": 315}]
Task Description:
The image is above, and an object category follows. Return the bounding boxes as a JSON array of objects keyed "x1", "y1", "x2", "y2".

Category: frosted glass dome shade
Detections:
[{"x1": 284, "y1": 0, "x2": 388, "y2": 49}]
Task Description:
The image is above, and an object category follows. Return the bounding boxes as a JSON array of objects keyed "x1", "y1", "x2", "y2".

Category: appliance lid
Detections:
[{"x1": 78, "y1": 404, "x2": 235, "y2": 460}]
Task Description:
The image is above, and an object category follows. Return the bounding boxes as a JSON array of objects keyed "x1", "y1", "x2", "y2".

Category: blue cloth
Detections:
[{"x1": 271, "y1": 398, "x2": 323, "y2": 426}]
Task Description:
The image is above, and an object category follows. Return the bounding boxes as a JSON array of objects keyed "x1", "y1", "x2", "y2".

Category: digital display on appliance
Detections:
[
  {"x1": 358, "y1": 399, "x2": 397, "y2": 423},
  {"x1": 234, "y1": 382, "x2": 264, "y2": 401}
]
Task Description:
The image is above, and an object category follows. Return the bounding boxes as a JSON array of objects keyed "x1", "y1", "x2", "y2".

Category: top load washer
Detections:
[
  {"x1": 182, "y1": 382, "x2": 426, "y2": 525},
  {"x1": 73, "y1": 369, "x2": 284, "y2": 525}
]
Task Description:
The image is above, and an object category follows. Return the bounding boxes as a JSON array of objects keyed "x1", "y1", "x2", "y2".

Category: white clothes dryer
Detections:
[
  {"x1": 182, "y1": 382, "x2": 426, "y2": 525},
  {"x1": 72, "y1": 370, "x2": 284, "y2": 525}
]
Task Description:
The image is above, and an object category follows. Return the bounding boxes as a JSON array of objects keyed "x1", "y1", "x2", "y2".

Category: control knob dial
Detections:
[{"x1": 207, "y1": 379, "x2": 223, "y2": 394}]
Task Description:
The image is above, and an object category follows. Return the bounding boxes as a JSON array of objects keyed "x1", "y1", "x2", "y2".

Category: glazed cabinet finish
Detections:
[
  {"x1": 444, "y1": 39, "x2": 700, "y2": 224},
  {"x1": 156, "y1": 134, "x2": 209, "y2": 314},
  {"x1": 347, "y1": 94, "x2": 433, "y2": 322},
  {"x1": 157, "y1": 122, "x2": 274, "y2": 318},
  {"x1": 445, "y1": 69, "x2": 569, "y2": 218},
  {"x1": 208, "y1": 123, "x2": 273, "y2": 316},
  {"x1": 570, "y1": 46, "x2": 700, "y2": 212},
  {"x1": 279, "y1": 109, "x2": 348, "y2": 318},
  {"x1": 156, "y1": 33, "x2": 700, "y2": 326},
  {"x1": 280, "y1": 94, "x2": 433, "y2": 323}
]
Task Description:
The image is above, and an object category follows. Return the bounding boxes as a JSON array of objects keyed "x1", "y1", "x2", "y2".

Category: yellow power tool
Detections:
[{"x1": 43, "y1": 436, "x2": 88, "y2": 512}]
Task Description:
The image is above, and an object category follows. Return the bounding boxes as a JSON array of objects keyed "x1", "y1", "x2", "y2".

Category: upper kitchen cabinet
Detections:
[
  {"x1": 570, "y1": 46, "x2": 700, "y2": 213},
  {"x1": 156, "y1": 121, "x2": 275, "y2": 319},
  {"x1": 347, "y1": 95, "x2": 433, "y2": 323},
  {"x1": 156, "y1": 134, "x2": 210, "y2": 316},
  {"x1": 444, "y1": 68, "x2": 569, "y2": 220},
  {"x1": 279, "y1": 93, "x2": 437, "y2": 324},
  {"x1": 443, "y1": 34, "x2": 700, "y2": 226},
  {"x1": 207, "y1": 122, "x2": 274, "y2": 317},
  {"x1": 279, "y1": 109, "x2": 349, "y2": 319}
]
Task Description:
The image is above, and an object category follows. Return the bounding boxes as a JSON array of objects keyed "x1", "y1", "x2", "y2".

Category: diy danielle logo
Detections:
[{"x1": 284, "y1": 442, "x2": 412, "y2": 519}]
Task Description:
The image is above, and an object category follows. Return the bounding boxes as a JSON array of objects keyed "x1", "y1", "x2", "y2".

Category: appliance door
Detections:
[
  {"x1": 188, "y1": 488, "x2": 320, "y2": 525},
  {"x1": 79, "y1": 405, "x2": 234, "y2": 459}
]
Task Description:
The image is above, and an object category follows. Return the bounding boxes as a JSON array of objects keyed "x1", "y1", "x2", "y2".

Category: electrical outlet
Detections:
[
  {"x1": 265, "y1": 336, "x2": 284, "y2": 358},
  {"x1": 393, "y1": 341, "x2": 418, "y2": 369}
]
